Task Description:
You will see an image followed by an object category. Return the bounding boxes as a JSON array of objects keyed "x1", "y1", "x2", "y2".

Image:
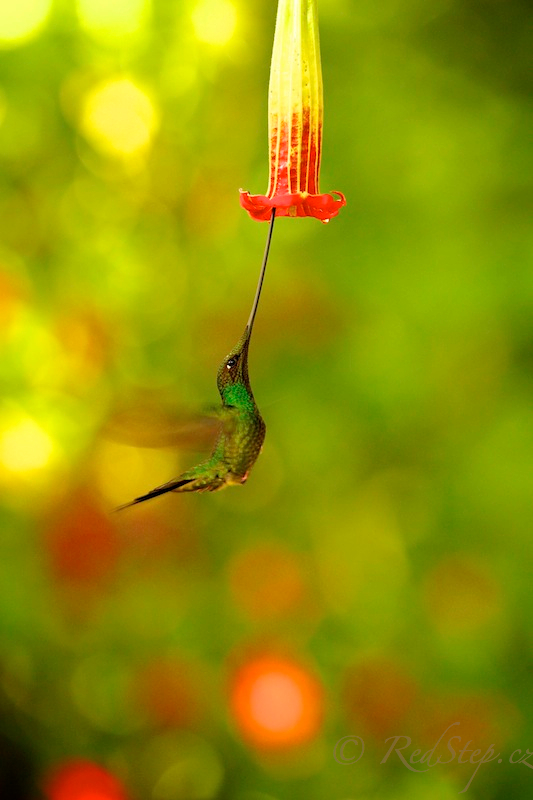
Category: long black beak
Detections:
[
  {"x1": 246, "y1": 208, "x2": 276, "y2": 338},
  {"x1": 228, "y1": 208, "x2": 276, "y2": 384}
]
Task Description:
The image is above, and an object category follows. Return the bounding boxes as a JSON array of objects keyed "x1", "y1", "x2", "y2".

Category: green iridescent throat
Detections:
[{"x1": 222, "y1": 383, "x2": 256, "y2": 413}]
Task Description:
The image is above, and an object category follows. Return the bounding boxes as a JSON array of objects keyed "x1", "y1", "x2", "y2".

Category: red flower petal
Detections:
[{"x1": 239, "y1": 190, "x2": 346, "y2": 223}]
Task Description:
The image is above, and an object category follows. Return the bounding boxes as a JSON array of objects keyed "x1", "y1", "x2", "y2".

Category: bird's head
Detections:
[{"x1": 216, "y1": 326, "x2": 252, "y2": 396}]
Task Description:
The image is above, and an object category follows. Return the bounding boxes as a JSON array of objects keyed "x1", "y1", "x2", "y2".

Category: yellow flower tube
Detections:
[{"x1": 240, "y1": 0, "x2": 345, "y2": 222}]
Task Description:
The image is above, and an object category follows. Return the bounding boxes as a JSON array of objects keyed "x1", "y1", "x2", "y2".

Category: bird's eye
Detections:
[{"x1": 226, "y1": 356, "x2": 238, "y2": 370}]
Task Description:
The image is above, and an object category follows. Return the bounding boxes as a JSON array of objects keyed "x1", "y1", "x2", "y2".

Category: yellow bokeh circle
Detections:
[
  {"x1": 81, "y1": 78, "x2": 158, "y2": 157},
  {"x1": 0, "y1": 0, "x2": 52, "y2": 47}
]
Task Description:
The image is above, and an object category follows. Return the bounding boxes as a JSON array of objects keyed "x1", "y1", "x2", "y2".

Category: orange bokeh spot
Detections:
[
  {"x1": 231, "y1": 655, "x2": 323, "y2": 748},
  {"x1": 43, "y1": 760, "x2": 129, "y2": 800},
  {"x1": 344, "y1": 656, "x2": 418, "y2": 740},
  {"x1": 418, "y1": 693, "x2": 512, "y2": 753},
  {"x1": 0, "y1": 270, "x2": 27, "y2": 335},
  {"x1": 54, "y1": 306, "x2": 112, "y2": 386},
  {"x1": 228, "y1": 543, "x2": 306, "y2": 619},
  {"x1": 133, "y1": 657, "x2": 203, "y2": 728},
  {"x1": 46, "y1": 492, "x2": 122, "y2": 585}
]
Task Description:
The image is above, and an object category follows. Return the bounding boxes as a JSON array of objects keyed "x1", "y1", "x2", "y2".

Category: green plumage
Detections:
[{"x1": 116, "y1": 327, "x2": 266, "y2": 508}]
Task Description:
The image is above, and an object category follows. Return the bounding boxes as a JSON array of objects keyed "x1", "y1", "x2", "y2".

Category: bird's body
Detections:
[
  {"x1": 116, "y1": 211, "x2": 275, "y2": 511},
  {"x1": 117, "y1": 329, "x2": 266, "y2": 507}
]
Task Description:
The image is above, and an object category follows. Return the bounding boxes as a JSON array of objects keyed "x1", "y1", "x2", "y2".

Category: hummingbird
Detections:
[{"x1": 116, "y1": 210, "x2": 276, "y2": 510}]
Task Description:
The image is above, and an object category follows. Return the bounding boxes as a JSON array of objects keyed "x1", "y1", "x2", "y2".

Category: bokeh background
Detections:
[{"x1": 1, "y1": 0, "x2": 532, "y2": 798}]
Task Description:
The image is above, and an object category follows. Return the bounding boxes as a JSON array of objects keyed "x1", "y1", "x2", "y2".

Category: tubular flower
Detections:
[{"x1": 240, "y1": 0, "x2": 345, "y2": 223}]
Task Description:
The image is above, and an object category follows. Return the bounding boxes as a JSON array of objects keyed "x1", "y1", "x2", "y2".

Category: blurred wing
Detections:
[{"x1": 103, "y1": 402, "x2": 221, "y2": 450}]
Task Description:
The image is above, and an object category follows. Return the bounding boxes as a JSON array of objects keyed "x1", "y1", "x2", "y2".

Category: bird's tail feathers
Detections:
[{"x1": 114, "y1": 477, "x2": 195, "y2": 511}]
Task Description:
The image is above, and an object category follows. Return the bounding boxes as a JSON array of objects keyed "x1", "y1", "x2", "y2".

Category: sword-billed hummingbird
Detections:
[{"x1": 116, "y1": 210, "x2": 276, "y2": 510}]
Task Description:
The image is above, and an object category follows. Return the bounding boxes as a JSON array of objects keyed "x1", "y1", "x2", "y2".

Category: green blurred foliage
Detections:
[{"x1": 0, "y1": 0, "x2": 532, "y2": 798}]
